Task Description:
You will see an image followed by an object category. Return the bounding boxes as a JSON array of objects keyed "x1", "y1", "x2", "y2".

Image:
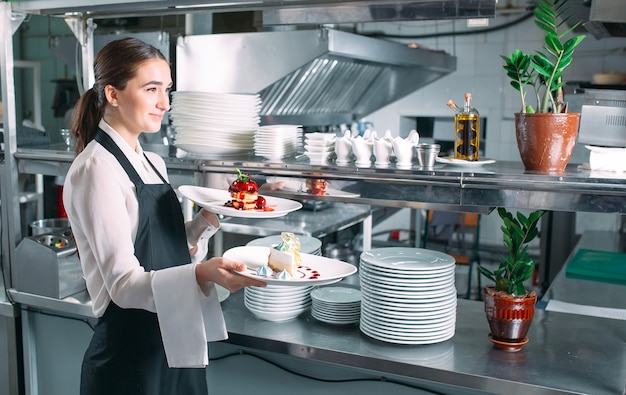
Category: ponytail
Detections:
[{"x1": 71, "y1": 87, "x2": 104, "y2": 155}]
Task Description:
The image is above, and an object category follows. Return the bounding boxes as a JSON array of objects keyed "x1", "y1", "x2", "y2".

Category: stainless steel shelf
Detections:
[{"x1": 14, "y1": 148, "x2": 626, "y2": 214}]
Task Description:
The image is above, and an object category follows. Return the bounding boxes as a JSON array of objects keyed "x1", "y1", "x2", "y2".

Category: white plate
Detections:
[
  {"x1": 174, "y1": 143, "x2": 251, "y2": 156},
  {"x1": 224, "y1": 246, "x2": 357, "y2": 286},
  {"x1": 360, "y1": 247, "x2": 455, "y2": 271},
  {"x1": 177, "y1": 185, "x2": 302, "y2": 218},
  {"x1": 359, "y1": 264, "x2": 455, "y2": 283},
  {"x1": 360, "y1": 282, "x2": 456, "y2": 298},
  {"x1": 436, "y1": 157, "x2": 496, "y2": 166},
  {"x1": 310, "y1": 287, "x2": 362, "y2": 304},
  {"x1": 216, "y1": 284, "x2": 230, "y2": 302},
  {"x1": 263, "y1": 178, "x2": 360, "y2": 198}
]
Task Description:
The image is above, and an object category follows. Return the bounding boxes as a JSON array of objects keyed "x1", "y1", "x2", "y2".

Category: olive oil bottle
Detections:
[{"x1": 452, "y1": 93, "x2": 480, "y2": 161}]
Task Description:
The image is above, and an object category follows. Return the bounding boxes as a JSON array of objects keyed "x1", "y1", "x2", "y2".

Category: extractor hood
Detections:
[
  {"x1": 581, "y1": 0, "x2": 626, "y2": 39},
  {"x1": 176, "y1": 28, "x2": 456, "y2": 126}
]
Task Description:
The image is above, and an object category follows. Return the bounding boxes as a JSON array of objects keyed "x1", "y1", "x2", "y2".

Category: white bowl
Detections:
[
  {"x1": 245, "y1": 298, "x2": 311, "y2": 311},
  {"x1": 245, "y1": 305, "x2": 309, "y2": 321},
  {"x1": 245, "y1": 290, "x2": 311, "y2": 300},
  {"x1": 304, "y1": 132, "x2": 336, "y2": 142},
  {"x1": 246, "y1": 286, "x2": 312, "y2": 295}
]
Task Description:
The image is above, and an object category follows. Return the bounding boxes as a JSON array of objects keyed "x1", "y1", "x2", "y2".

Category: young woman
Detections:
[{"x1": 63, "y1": 37, "x2": 265, "y2": 395}]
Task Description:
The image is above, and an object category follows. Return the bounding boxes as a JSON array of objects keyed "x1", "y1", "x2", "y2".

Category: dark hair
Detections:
[{"x1": 71, "y1": 37, "x2": 167, "y2": 154}]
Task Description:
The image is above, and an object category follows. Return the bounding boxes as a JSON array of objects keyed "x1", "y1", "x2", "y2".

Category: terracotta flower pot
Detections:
[
  {"x1": 514, "y1": 113, "x2": 580, "y2": 174},
  {"x1": 482, "y1": 287, "x2": 537, "y2": 352}
]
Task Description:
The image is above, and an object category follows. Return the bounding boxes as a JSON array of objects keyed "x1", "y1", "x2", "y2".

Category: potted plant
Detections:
[
  {"x1": 478, "y1": 208, "x2": 545, "y2": 352},
  {"x1": 501, "y1": 0, "x2": 585, "y2": 173}
]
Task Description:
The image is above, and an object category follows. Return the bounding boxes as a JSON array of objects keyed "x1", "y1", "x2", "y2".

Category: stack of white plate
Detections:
[
  {"x1": 359, "y1": 247, "x2": 457, "y2": 345},
  {"x1": 244, "y1": 285, "x2": 313, "y2": 322},
  {"x1": 304, "y1": 133, "x2": 336, "y2": 163},
  {"x1": 254, "y1": 125, "x2": 303, "y2": 160},
  {"x1": 246, "y1": 234, "x2": 322, "y2": 256},
  {"x1": 311, "y1": 286, "x2": 361, "y2": 324},
  {"x1": 169, "y1": 91, "x2": 261, "y2": 157}
]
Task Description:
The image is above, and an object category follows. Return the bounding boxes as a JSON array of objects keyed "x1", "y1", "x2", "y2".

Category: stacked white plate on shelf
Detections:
[
  {"x1": 359, "y1": 247, "x2": 457, "y2": 345},
  {"x1": 304, "y1": 132, "x2": 336, "y2": 163},
  {"x1": 311, "y1": 286, "x2": 361, "y2": 324},
  {"x1": 169, "y1": 91, "x2": 261, "y2": 157},
  {"x1": 254, "y1": 125, "x2": 303, "y2": 160},
  {"x1": 246, "y1": 234, "x2": 322, "y2": 256},
  {"x1": 244, "y1": 285, "x2": 313, "y2": 322}
]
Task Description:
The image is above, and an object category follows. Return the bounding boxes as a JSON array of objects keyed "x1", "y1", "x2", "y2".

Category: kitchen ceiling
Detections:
[{"x1": 10, "y1": 0, "x2": 497, "y2": 21}]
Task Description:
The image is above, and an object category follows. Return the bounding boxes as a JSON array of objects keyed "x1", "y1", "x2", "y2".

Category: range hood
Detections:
[
  {"x1": 581, "y1": 0, "x2": 626, "y2": 39},
  {"x1": 176, "y1": 28, "x2": 456, "y2": 126}
]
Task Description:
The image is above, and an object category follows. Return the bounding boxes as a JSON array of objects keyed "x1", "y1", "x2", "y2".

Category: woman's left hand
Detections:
[{"x1": 195, "y1": 256, "x2": 266, "y2": 292}]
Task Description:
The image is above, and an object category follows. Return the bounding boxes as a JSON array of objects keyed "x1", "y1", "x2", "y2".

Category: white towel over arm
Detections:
[{"x1": 152, "y1": 265, "x2": 228, "y2": 368}]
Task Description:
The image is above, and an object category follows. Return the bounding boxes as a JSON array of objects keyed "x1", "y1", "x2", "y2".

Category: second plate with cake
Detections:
[{"x1": 223, "y1": 245, "x2": 357, "y2": 286}]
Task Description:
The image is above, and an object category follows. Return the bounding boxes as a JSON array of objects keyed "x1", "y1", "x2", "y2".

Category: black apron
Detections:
[{"x1": 80, "y1": 129, "x2": 207, "y2": 395}]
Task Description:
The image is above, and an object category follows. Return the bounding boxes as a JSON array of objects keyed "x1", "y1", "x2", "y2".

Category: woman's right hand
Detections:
[{"x1": 195, "y1": 256, "x2": 266, "y2": 293}]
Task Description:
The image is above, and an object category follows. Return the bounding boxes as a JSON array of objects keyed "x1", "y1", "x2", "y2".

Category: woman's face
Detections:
[{"x1": 105, "y1": 58, "x2": 172, "y2": 139}]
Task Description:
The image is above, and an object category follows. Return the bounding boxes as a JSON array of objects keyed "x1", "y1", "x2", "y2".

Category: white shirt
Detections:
[{"x1": 63, "y1": 120, "x2": 217, "y2": 317}]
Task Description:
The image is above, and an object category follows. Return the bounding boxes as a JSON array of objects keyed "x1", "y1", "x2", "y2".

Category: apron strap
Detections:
[{"x1": 94, "y1": 128, "x2": 168, "y2": 185}]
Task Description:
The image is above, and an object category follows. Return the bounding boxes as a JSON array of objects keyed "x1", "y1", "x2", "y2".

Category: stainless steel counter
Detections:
[
  {"x1": 223, "y1": 291, "x2": 626, "y2": 395},
  {"x1": 14, "y1": 148, "x2": 626, "y2": 214},
  {"x1": 9, "y1": 280, "x2": 626, "y2": 395},
  {"x1": 542, "y1": 230, "x2": 626, "y2": 310}
]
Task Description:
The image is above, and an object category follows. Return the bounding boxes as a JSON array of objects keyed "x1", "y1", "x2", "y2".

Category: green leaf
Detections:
[
  {"x1": 545, "y1": 33, "x2": 563, "y2": 52},
  {"x1": 528, "y1": 210, "x2": 545, "y2": 223},
  {"x1": 512, "y1": 283, "x2": 527, "y2": 296},
  {"x1": 516, "y1": 212, "x2": 530, "y2": 228},
  {"x1": 559, "y1": 56, "x2": 573, "y2": 69},
  {"x1": 477, "y1": 265, "x2": 496, "y2": 283}
]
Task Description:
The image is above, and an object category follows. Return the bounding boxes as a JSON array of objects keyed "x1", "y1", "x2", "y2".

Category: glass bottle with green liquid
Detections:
[{"x1": 448, "y1": 93, "x2": 480, "y2": 161}]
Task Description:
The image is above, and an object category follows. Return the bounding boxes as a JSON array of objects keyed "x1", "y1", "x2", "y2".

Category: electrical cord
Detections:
[
  {"x1": 25, "y1": 307, "x2": 96, "y2": 331},
  {"x1": 210, "y1": 349, "x2": 449, "y2": 395}
]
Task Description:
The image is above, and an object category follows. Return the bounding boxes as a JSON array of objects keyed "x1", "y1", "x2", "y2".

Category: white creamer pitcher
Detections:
[
  {"x1": 335, "y1": 130, "x2": 353, "y2": 163},
  {"x1": 393, "y1": 129, "x2": 420, "y2": 167},
  {"x1": 373, "y1": 129, "x2": 394, "y2": 166},
  {"x1": 351, "y1": 134, "x2": 374, "y2": 166}
]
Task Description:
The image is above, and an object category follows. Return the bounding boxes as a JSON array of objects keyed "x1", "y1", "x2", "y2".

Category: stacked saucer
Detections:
[
  {"x1": 170, "y1": 91, "x2": 260, "y2": 157},
  {"x1": 254, "y1": 124, "x2": 303, "y2": 160},
  {"x1": 311, "y1": 286, "x2": 361, "y2": 324},
  {"x1": 304, "y1": 133, "x2": 336, "y2": 163},
  {"x1": 359, "y1": 247, "x2": 457, "y2": 345},
  {"x1": 244, "y1": 285, "x2": 313, "y2": 322},
  {"x1": 246, "y1": 234, "x2": 322, "y2": 256}
]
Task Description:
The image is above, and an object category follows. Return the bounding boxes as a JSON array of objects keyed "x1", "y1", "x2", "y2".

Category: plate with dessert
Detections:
[
  {"x1": 224, "y1": 233, "x2": 357, "y2": 286},
  {"x1": 178, "y1": 169, "x2": 302, "y2": 218}
]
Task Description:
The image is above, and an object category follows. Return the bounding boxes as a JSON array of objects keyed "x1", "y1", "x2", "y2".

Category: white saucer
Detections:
[{"x1": 436, "y1": 157, "x2": 496, "y2": 166}]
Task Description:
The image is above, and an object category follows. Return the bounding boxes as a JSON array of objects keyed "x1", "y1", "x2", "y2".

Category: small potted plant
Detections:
[
  {"x1": 478, "y1": 208, "x2": 545, "y2": 352},
  {"x1": 501, "y1": 0, "x2": 585, "y2": 173}
]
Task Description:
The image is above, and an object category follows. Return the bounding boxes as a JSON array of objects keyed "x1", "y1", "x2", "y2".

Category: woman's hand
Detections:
[{"x1": 195, "y1": 256, "x2": 266, "y2": 292}]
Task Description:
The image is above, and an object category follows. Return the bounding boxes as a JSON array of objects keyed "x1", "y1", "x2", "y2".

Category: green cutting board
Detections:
[{"x1": 565, "y1": 248, "x2": 626, "y2": 286}]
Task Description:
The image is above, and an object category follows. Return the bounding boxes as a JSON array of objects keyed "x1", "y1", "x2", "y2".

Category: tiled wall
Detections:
[{"x1": 360, "y1": 14, "x2": 626, "y2": 244}]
